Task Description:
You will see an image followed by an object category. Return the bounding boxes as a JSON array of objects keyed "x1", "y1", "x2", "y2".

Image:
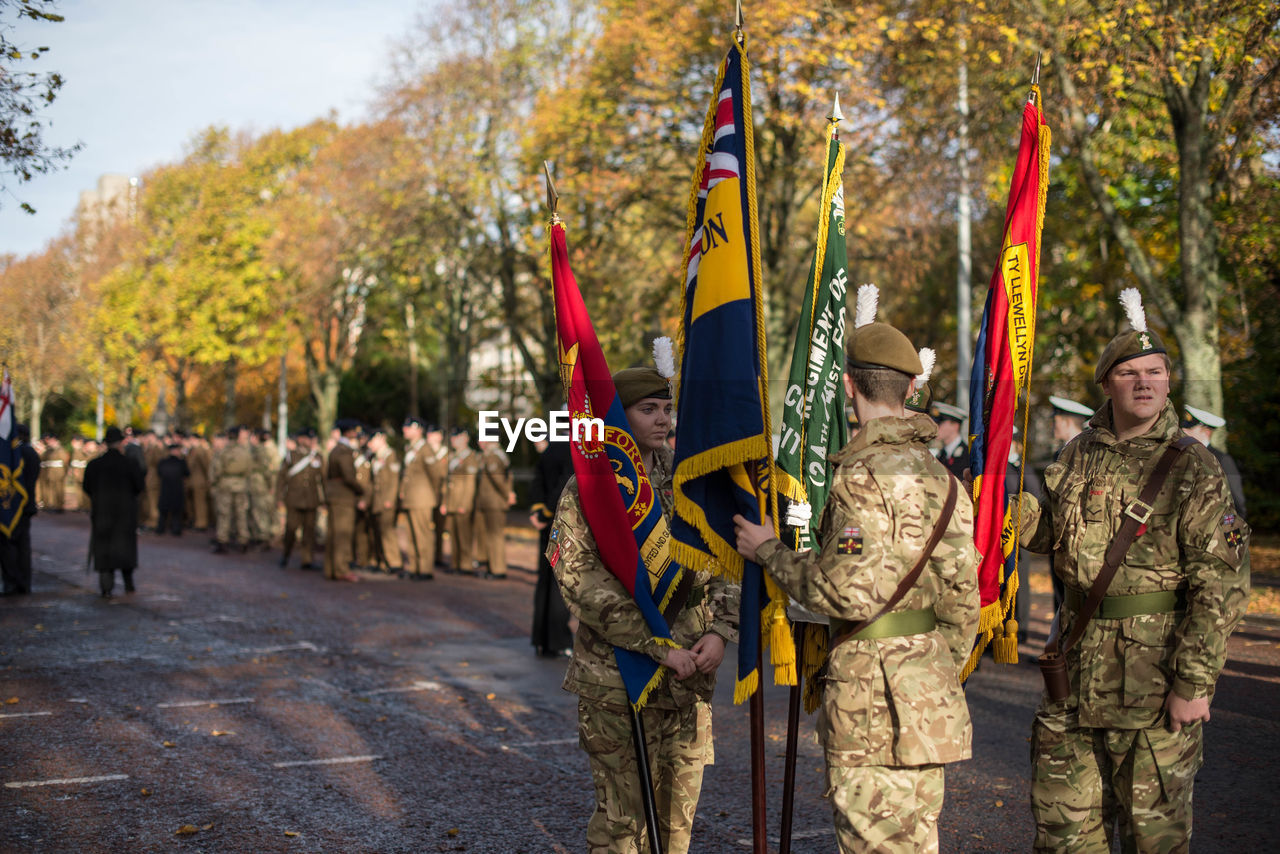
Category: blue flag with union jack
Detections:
[
  {"x1": 0, "y1": 370, "x2": 30, "y2": 537},
  {"x1": 671, "y1": 37, "x2": 793, "y2": 703}
]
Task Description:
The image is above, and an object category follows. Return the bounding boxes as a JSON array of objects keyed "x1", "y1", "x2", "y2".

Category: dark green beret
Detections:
[
  {"x1": 613, "y1": 367, "x2": 671, "y2": 408},
  {"x1": 846, "y1": 322, "x2": 923, "y2": 377},
  {"x1": 1094, "y1": 328, "x2": 1167, "y2": 383}
]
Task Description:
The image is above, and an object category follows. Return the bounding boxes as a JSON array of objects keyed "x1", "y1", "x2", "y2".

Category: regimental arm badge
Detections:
[{"x1": 836, "y1": 526, "x2": 862, "y2": 556}]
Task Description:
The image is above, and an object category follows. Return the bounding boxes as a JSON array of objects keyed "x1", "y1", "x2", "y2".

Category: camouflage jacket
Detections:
[
  {"x1": 1018, "y1": 400, "x2": 1250, "y2": 728},
  {"x1": 756, "y1": 413, "x2": 980, "y2": 767},
  {"x1": 548, "y1": 445, "x2": 740, "y2": 709}
]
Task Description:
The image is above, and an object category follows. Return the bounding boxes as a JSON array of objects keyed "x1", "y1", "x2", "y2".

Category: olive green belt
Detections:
[
  {"x1": 836, "y1": 607, "x2": 937, "y2": 641},
  {"x1": 1064, "y1": 588, "x2": 1186, "y2": 620}
]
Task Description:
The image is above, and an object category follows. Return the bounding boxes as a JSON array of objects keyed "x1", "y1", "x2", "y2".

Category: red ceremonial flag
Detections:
[{"x1": 964, "y1": 83, "x2": 1051, "y2": 675}]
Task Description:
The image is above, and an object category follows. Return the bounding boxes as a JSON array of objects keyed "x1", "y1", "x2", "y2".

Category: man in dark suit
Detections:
[
  {"x1": 83, "y1": 426, "x2": 146, "y2": 597},
  {"x1": 931, "y1": 401, "x2": 970, "y2": 478},
  {"x1": 1181, "y1": 404, "x2": 1246, "y2": 520},
  {"x1": 528, "y1": 438, "x2": 574, "y2": 656}
]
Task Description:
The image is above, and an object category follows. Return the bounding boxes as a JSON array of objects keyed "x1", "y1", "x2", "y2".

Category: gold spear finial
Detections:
[
  {"x1": 1028, "y1": 51, "x2": 1042, "y2": 104},
  {"x1": 544, "y1": 160, "x2": 560, "y2": 225},
  {"x1": 735, "y1": 0, "x2": 744, "y2": 44}
]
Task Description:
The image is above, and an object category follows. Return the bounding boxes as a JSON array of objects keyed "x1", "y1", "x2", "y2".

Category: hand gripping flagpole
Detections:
[{"x1": 545, "y1": 160, "x2": 662, "y2": 854}]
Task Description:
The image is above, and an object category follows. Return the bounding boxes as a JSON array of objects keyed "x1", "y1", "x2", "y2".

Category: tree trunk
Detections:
[
  {"x1": 169, "y1": 360, "x2": 189, "y2": 432},
  {"x1": 28, "y1": 390, "x2": 44, "y2": 441},
  {"x1": 223, "y1": 356, "x2": 239, "y2": 429},
  {"x1": 317, "y1": 370, "x2": 340, "y2": 441},
  {"x1": 406, "y1": 300, "x2": 420, "y2": 418}
]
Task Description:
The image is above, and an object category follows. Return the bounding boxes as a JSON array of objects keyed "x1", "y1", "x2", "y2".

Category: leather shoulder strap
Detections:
[
  {"x1": 1049, "y1": 435, "x2": 1197, "y2": 658},
  {"x1": 831, "y1": 474, "x2": 959, "y2": 648}
]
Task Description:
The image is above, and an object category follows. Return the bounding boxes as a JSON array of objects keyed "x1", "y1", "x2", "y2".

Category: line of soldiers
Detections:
[{"x1": 278, "y1": 417, "x2": 516, "y2": 583}]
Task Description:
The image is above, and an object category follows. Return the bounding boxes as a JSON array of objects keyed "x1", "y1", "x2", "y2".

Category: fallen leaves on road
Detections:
[
  {"x1": 486, "y1": 693, "x2": 495, "y2": 700},
  {"x1": 175, "y1": 825, "x2": 198, "y2": 836},
  {"x1": 140, "y1": 788, "x2": 151, "y2": 796},
  {"x1": 163, "y1": 741, "x2": 176, "y2": 748},
  {"x1": 4, "y1": 698, "x2": 18, "y2": 705},
  {"x1": 210, "y1": 730, "x2": 234, "y2": 737},
  {"x1": 284, "y1": 831, "x2": 299, "y2": 837},
  {"x1": 447, "y1": 828, "x2": 460, "y2": 837}
]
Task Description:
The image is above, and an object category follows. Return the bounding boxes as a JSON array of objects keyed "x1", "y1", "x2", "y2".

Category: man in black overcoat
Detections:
[
  {"x1": 83, "y1": 426, "x2": 146, "y2": 597},
  {"x1": 528, "y1": 438, "x2": 574, "y2": 657}
]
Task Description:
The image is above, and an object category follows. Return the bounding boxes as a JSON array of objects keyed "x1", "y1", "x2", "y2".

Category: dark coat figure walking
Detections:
[
  {"x1": 528, "y1": 440, "x2": 574, "y2": 657},
  {"x1": 155, "y1": 446, "x2": 190, "y2": 535},
  {"x1": 83, "y1": 427, "x2": 145, "y2": 597}
]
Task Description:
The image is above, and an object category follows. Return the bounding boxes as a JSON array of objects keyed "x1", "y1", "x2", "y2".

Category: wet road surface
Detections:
[{"x1": 2, "y1": 512, "x2": 1277, "y2": 852}]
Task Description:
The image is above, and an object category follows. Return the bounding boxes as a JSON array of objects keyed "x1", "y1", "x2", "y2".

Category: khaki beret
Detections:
[
  {"x1": 613, "y1": 367, "x2": 672, "y2": 408},
  {"x1": 846, "y1": 322, "x2": 923, "y2": 377},
  {"x1": 1094, "y1": 328, "x2": 1167, "y2": 383}
]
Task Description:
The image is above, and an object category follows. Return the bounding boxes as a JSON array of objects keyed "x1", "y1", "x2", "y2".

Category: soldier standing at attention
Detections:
[
  {"x1": 398, "y1": 417, "x2": 438, "y2": 581},
  {"x1": 248, "y1": 429, "x2": 277, "y2": 549},
  {"x1": 550, "y1": 366, "x2": 738, "y2": 854},
  {"x1": 474, "y1": 436, "x2": 515, "y2": 579},
  {"x1": 425, "y1": 423, "x2": 449, "y2": 568},
  {"x1": 211, "y1": 427, "x2": 253, "y2": 554},
  {"x1": 323, "y1": 419, "x2": 364, "y2": 583},
  {"x1": 68, "y1": 436, "x2": 88, "y2": 511},
  {"x1": 442, "y1": 426, "x2": 480, "y2": 574},
  {"x1": 365, "y1": 428, "x2": 402, "y2": 575},
  {"x1": 352, "y1": 428, "x2": 374, "y2": 571},
  {"x1": 141, "y1": 431, "x2": 165, "y2": 531},
  {"x1": 39, "y1": 434, "x2": 69, "y2": 512},
  {"x1": 1015, "y1": 290, "x2": 1249, "y2": 852},
  {"x1": 734, "y1": 320, "x2": 980, "y2": 854},
  {"x1": 277, "y1": 429, "x2": 324, "y2": 570},
  {"x1": 185, "y1": 434, "x2": 212, "y2": 531}
]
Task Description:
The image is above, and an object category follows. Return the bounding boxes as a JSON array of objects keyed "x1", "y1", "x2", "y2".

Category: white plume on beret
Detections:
[
  {"x1": 1119, "y1": 288, "x2": 1147, "y2": 333},
  {"x1": 915, "y1": 347, "x2": 936, "y2": 386},
  {"x1": 652, "y1": 336, "x2": 677, "y2": 379},
  {"x1": 854, "y1": 283, "x2": 879, "y2": 329}
]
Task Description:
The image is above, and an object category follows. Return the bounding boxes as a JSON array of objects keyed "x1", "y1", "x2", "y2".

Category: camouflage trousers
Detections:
[
  {"x1": 826, "y1": 764, "x2": 945, "y2": 853},
  {"x1": 577, "y1": 697, "x2": 713, "y2": 854},
  {"x1": 1031, "y1": 710, "x2": 1203, "y2": 853},
  {"x1": 248, "y1": 488, "x2": 275, "y2": 542},
  {"x1": 214, "y1": 490, "x2": 251, "y2": 545}
]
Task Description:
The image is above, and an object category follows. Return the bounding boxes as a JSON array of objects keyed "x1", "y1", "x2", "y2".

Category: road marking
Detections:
[
  {"x1": 242, "y1": 642, "x2": 319, "y2": 655},
  {"x1": 362, "y1": 680, "x2": 443, "y2": 696},
  {"x1": 0, "y1": 711, "x2": 52, "y2": 719},
  {"x1": 272, "y1": 755, "x2": 383, "y2": 768},
  {"x1": 157, "y1": 698, "x2": 255, "y2": 709},
  {"x1": 169, "y1": 615, "x2": 245, "y2": 626},
  {"x1": 503, "y1": 738, "x2": 577, "y2": 749},
  {"x1": 5, "y1": 774, "x2": 129, "y2": 789}
]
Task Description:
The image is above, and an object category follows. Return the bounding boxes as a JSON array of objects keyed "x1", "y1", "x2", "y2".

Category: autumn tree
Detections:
[
  {"x1": 0, "y1": 236, "x2": 80, "y2": 435},
  {"x1": 1021, "y1": 0, "x2": 1280, "y2": 431},
  {"x1": 0, "y1": 0, "x2": 79, "y2": 211}
]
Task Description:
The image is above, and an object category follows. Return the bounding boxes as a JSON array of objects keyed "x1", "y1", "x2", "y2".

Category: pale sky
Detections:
[{"x1": 1, "y1": 0, "x2": 428, "y2": 256}]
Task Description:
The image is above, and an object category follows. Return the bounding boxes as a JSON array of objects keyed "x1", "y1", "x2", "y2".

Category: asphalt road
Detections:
[{"x1": 2, "y1": 512, "x2": 1277, "y2": 853}]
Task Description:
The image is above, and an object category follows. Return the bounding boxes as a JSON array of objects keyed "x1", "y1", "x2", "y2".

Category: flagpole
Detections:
[
  {"x1": 750, "y1": 643, "x2": 766, "y2": 854},
  {"x1": 545, "y1": 159, "x2": 664, "y2": 853}
]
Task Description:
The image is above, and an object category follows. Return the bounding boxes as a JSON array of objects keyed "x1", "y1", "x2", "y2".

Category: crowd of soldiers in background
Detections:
[{"x1": 29, "y1": 418, "x2": 520, "y2": 585}]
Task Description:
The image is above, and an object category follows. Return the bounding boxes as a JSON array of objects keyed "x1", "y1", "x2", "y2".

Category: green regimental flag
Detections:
[{"x1": 776, "y1": 117, "x2": 849, "y2": 553}]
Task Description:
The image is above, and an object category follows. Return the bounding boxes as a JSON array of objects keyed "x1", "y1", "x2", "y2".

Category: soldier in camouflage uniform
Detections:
[
  {"x1": 211, "y1": 427, "x2": 254, "y2": 553},
  {"x1": 735, "y1": 319, "x2": 980, "y2": 854},
  {"x1": 549, "y1": 366, "x2": 739, "y2": 854},
  {"x1": 1015, "y1": 291, "x2": 1250, "y2": 853},
  {"x1": 247, "y1": 429, "x2": 277, "y2": 548}
]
